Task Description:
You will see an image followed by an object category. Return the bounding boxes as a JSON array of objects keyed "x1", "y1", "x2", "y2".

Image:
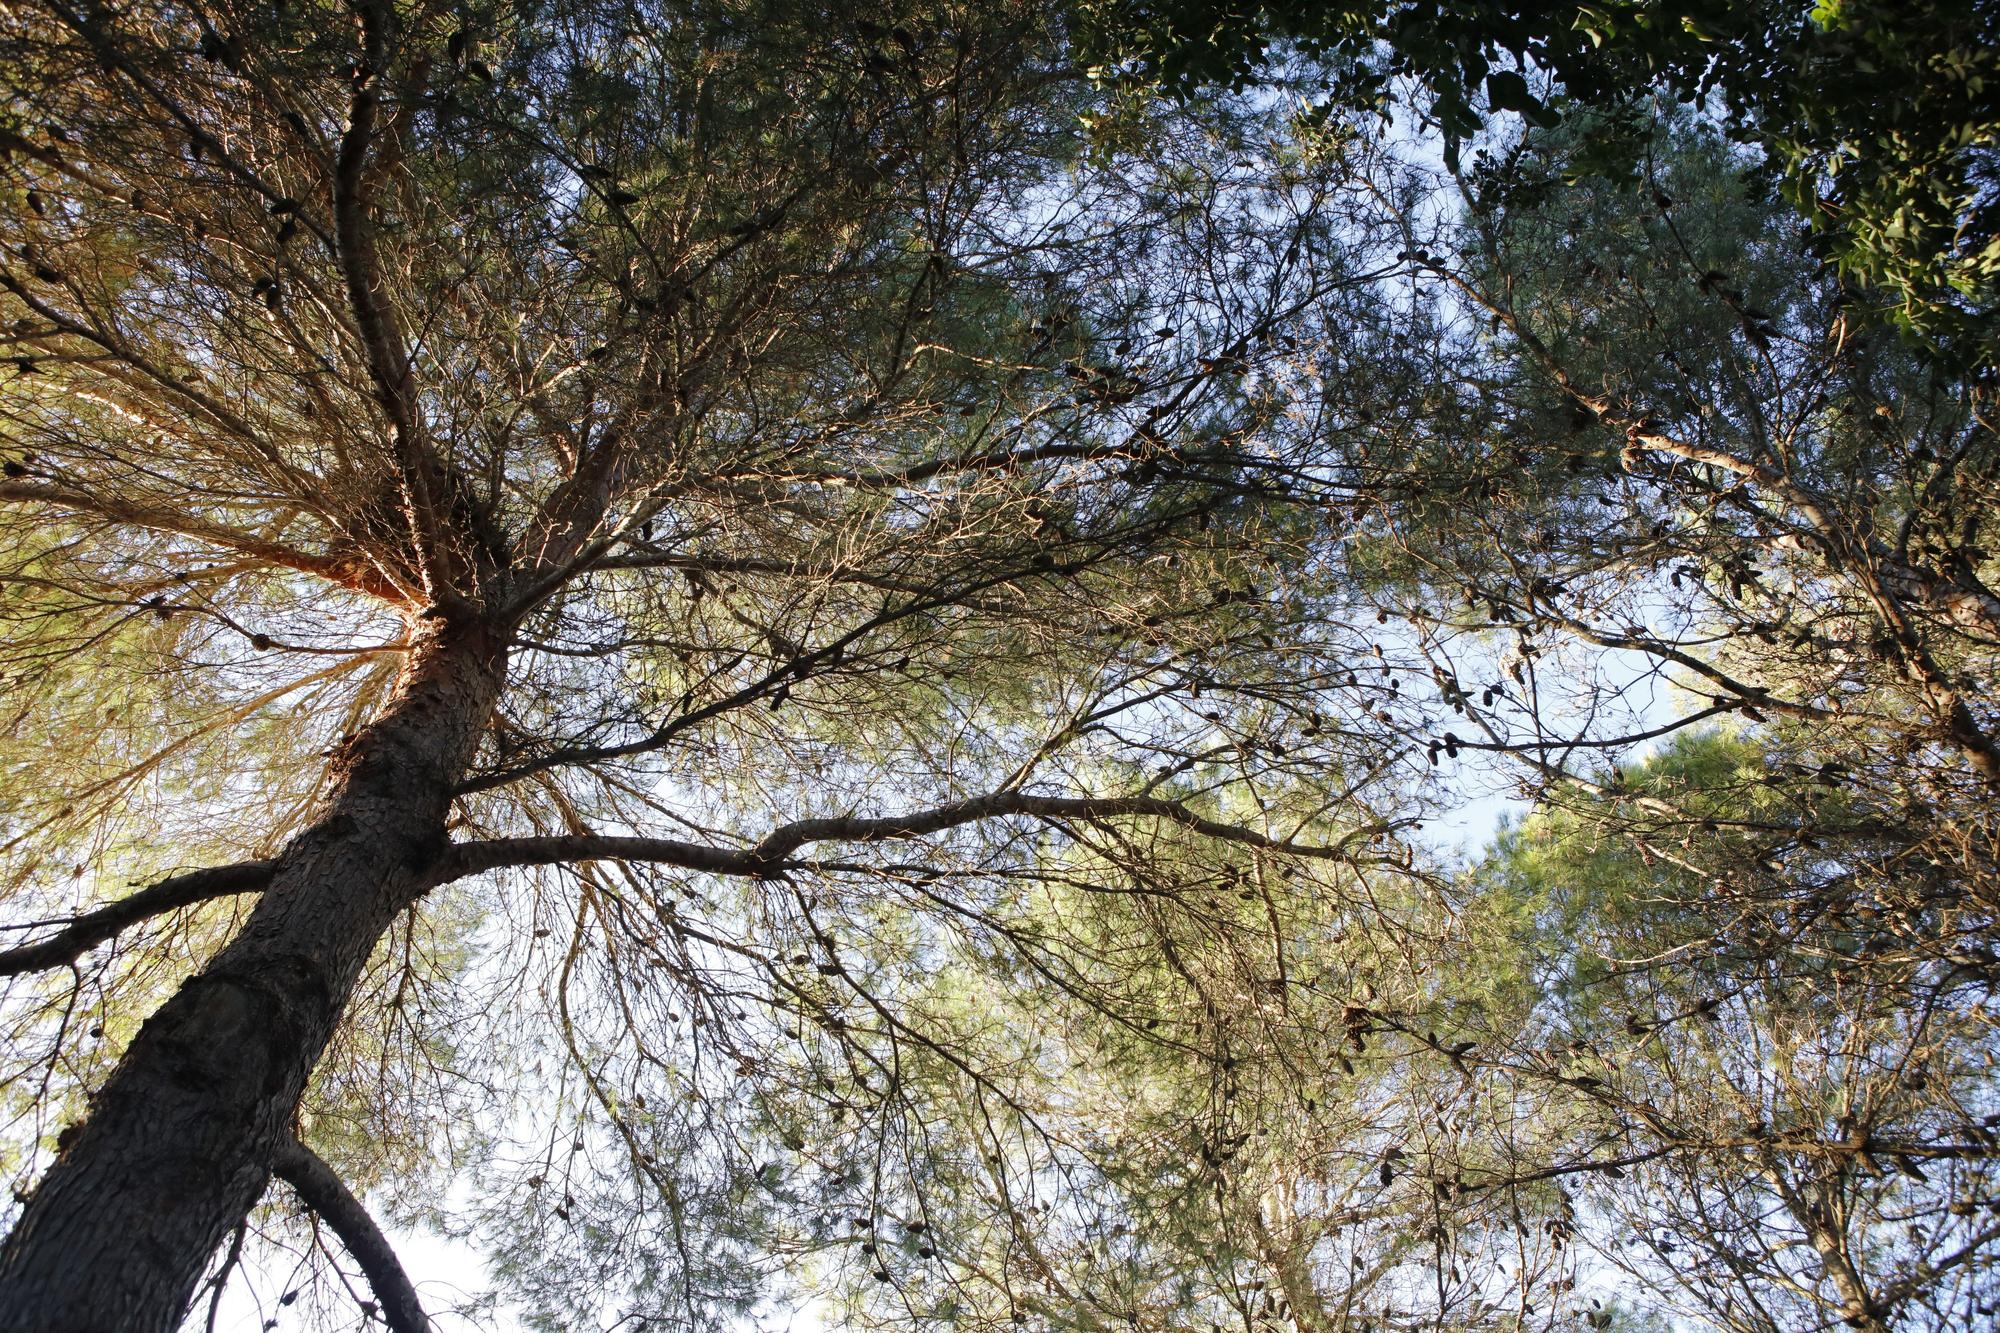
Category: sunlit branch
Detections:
[{"x1": 0, "y1": 479, "x2": 397, "y2": 599}]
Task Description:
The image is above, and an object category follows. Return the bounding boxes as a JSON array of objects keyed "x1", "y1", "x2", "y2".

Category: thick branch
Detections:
[
  {"x1": 333, "y1": 2, "x2": 414, "y2": 437},
  {"x1": 438, "y1": 792, "x2": 1372, "y2": 885},
  {"x1": 269, "y1": 1137, "x2": 430, "y2": 1333},
  {"x1": 332, "y1": 0, "x2": 487, "y2": 602},
  {"x1": 0, "y1": 862, "x2": 274, "y2": 977}
]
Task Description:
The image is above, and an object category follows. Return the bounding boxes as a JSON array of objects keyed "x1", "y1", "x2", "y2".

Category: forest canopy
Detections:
[
  {"x1": 0, "y1": 2, "x2": 1995, "y2": 1332},
  {"x1": 1082, "y1": 0, "x2": 2000, "y2": 365}
]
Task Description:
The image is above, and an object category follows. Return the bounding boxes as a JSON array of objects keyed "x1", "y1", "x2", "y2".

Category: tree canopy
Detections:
[
  {"x1": 1, "y1": 2, "x2": 1996, "y2": 1332},
  {"x1": 1082, "y1": 0, "x2": 2000, "y2": 364}
]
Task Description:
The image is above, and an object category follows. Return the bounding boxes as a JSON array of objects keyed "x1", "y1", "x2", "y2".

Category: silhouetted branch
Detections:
[
  {"x1": 438, "y1": 791, "x2": 1380, "y2": 883},
  {"x1": 0, "y1": 861, "x2": 274, "y2": 977},
  {"x1": 270, "y1": 1136, "x2": 431, "y2": 1333}
]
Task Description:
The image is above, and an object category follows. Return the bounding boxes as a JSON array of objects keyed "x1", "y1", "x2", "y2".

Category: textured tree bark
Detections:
[{"x1": 0, "y1": 618, "x2": 506, "y2": 1333}]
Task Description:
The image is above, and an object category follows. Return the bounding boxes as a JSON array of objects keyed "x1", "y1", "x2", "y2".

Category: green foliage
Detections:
[
  {"x1": 1084, "y1": 0, "x2": 2000, "y2": 366},
  {"x1": 1481, "y1": 729, "x2": 2000, "y2": 1329},
  {"x1": 1, "y1": 0, "x2": 1995, "y2": 1328}
]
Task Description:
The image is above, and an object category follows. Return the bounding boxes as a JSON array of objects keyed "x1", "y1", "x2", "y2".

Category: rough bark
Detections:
[{"x1": 0, "y1": 618, "x2": 505, "y2": 1333}]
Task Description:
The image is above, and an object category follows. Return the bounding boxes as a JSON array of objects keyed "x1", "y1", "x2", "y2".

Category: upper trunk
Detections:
[{"x1": 0, "y1": 617, "x2": 507, "y2": 1333}]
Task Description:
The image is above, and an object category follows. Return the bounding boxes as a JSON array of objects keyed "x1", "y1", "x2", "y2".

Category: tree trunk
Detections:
[{"x1": 0, "y1": 618, "x2": 506, "y2": 1333}]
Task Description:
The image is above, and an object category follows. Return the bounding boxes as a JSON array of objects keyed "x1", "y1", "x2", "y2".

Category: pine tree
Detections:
[{"x1": 0, "y1": 1, "x2": 1421, "y2": 1326}]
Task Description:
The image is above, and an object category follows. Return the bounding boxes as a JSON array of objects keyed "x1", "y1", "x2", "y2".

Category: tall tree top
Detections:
[{"x1": 1082, "y1": 0, "x2": 2000, "y2": 365}]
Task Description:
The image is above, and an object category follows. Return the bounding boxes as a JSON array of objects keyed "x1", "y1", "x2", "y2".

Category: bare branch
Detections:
[
  {"x1": 437, "y1": 791, "x2": 1376, "y2": 885},
  {"x1": 0, "y1": 861, "x2": 274, "y2": 977},
  {"x1": 269, "y1": 1136, "x2": 431, "y2": 1333}
]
